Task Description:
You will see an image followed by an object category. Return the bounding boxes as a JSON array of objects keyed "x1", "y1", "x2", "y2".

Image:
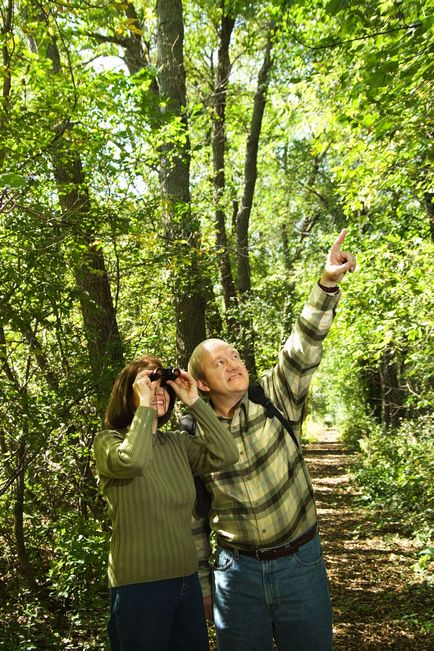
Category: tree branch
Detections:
[{"x1": 291, "y1": 22, "x2": 421, "y2": 52}]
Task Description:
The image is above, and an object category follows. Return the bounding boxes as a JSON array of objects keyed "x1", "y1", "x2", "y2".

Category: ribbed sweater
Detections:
[{"x1": 93, "y1": 397, "x2": 238, "y2": 588}]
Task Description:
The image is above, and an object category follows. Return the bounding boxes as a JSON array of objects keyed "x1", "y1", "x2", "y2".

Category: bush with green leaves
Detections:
[
  {"x1": 0, "y1": 510, "x2": 110, "y2": 650},
  {"x1": 353, "y1": 414, "x2": 434, "y2": 533}
]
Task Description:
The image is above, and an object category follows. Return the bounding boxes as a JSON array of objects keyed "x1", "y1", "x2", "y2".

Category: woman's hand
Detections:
[
  {"x1": 132, "y1": 370, "x2": 154, "y2": 408},
  {"x1": 166, "y1": 371, "x2": 200, "y2": 407}
]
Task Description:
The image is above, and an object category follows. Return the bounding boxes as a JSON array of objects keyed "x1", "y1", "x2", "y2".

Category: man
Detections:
[{"x1": 188, "y1": 229, "x2": 356, "y2": 651}]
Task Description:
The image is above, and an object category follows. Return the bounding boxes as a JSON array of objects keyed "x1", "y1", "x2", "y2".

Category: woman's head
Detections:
[{"x1": 104, "y1": 355, "x2": 176, "y2": 430}]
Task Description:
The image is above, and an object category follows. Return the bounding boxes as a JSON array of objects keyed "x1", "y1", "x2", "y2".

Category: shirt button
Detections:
[{"x1": 262, "y1": 529, "x2": 266, "y2": 533}]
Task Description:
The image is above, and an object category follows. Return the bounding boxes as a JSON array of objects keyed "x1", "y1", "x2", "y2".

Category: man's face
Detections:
[{"x1": 196, "y1": 341, "x2": 249, "y2": 400}]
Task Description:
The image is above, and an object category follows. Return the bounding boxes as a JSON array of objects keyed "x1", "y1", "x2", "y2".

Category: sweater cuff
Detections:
[{"x1": 188, "y1": 397, "x2": 215, "y2": 422}]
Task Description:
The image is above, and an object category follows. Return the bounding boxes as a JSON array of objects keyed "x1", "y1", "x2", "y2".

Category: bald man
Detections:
[{"x1": 189, "y1": 230, "x2": 356, "y2": 651}]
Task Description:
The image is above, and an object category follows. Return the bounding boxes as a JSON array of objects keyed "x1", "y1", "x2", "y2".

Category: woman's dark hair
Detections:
[{"x1": 104, "y1": 355, "x2": 176, "y2": 430}]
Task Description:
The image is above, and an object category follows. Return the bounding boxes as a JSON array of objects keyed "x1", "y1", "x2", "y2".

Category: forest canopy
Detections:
[{"x1": 0, "y1": 0, "x2": 433, "y2": 648}]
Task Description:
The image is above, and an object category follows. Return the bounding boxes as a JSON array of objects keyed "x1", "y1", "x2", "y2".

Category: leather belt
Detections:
[{"x1": 218, "y1": 524, "x2": 318, "y2": 561}]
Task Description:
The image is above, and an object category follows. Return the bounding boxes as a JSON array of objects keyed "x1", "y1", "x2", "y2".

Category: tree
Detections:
[
  {"x1": 0, "y1": 0, "x2": 433, "y2": 647},
  {"x1": 155, "y1": 0, "x2": 207, "y2": 366}
]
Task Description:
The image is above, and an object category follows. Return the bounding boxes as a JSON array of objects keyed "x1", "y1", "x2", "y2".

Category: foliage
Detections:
[
  {"x1": 0, "y1": 0, "x2": 433, "y2": 646},
  {"x1": 0, "y1": 518, "x2": 109, "y2": 650},
  {"x1": 353, "y1": 414, "x2": 434, "y2": 534},
  {"x1": 312, "y1": 234, "x2": 434, "y2": 433}
]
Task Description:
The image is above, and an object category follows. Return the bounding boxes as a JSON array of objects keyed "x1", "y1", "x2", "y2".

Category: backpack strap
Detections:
[
  {"x1": 179, "y1": 413, "x2": 196, "y2": 436},
  {"x1": 179, "y1": 386, "x2": 299, "y2": 519},
  {"x1": 248, "y1": 384, "x2": 300, "y2": 450}
]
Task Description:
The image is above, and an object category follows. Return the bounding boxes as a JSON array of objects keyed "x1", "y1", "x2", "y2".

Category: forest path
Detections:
[{"x1": 305, "y1": 429, "x2": 433, "y2": 650}]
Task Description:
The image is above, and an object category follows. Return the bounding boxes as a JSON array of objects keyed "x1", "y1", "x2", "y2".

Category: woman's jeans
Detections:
[
  {"x1": 212, "y1": 534, "x2": 333, "y2": 651},
  {"x1": 108, "y1": 572, "x2": 209, "y2": 651}
]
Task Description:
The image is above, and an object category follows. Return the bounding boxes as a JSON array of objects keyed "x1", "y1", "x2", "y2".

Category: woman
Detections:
[{"x1": 93, "y1": 354, "x2": 239, "y2": 651}]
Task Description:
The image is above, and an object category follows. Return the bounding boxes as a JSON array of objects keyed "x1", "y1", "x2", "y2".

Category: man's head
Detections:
[{"x1": 188, "y1": 339, "x2": 249, "y2": 404}]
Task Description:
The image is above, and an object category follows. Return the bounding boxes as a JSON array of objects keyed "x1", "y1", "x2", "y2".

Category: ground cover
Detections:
[{"x1": 306, "y1": 430, "x2": 433, "y2": 650}]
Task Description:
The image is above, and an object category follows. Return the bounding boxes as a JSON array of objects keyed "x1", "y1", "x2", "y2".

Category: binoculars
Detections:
[{"x1": 149, "y1": 367, "x2": 181, "y2": 385}]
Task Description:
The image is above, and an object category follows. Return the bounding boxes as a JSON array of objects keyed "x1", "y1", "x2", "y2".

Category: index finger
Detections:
[
  {"x1": 135, "y1": 369, "x2": 153, "y2": 380},
  {"x1": 331, "y1": 228, "x2": 347, "y2": 251},
  {"x1": 166, "y1": 370, "x2": 192, "y2": 386}
]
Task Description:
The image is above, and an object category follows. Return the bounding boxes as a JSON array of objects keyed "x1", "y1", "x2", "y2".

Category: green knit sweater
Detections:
[{"x1": 93, "y1": 398, "x2": 238, "y2": 588}]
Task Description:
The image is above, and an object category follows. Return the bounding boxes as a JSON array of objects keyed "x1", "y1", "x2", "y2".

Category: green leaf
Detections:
[
  {"x1": 326, "y1": 0, "x2": 348, "y2": 16},
  {"x1": 0, "y1": 172, "x2": 27, "y2": 188},
  {"x1": 374, "y1": 119, "x2": 395, "y2": 139}
]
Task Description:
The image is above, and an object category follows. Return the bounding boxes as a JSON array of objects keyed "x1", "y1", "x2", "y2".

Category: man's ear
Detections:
[{"x1": 197, "y1": 378, "x2": 210, "y2": 393}]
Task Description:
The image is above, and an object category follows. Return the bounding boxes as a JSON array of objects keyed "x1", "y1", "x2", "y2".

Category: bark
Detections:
[
  {"x1": 0, "y1": 0, "x2": 13, "y2": 169},
  {"x1": 362, "y1": 364, "x2": 383, "y2": 423},
  {"x1": 41, "y1": 27, "x2": 124, "y2": 402},
  {"x1": 21, "y1": 326, "x2": 59, "y2": 392},
  {"x1": 14, "y1": 448, "x2": 40, "y2": 595},
  {"x1": 212, "y1": 9, "x2": 238, "y2": 325},
  {"x1": 13, "y1": 442, "x2": 67, "y2": 623},
  {"x1": 0, "y1": 324, "x2": 19, "y2": 387},
  {"x1": 99, "y1": 1, "x2": 209, "y2": 363},
  {"x1": 121, "y1": 2, "x2": 153, "y2": 77},
  {"x1": 155, "y1": 0, "x2": 206, "y2": 366},
  {"x1": 235, "y1": 26, "x2": 275, "y2": 374},
  {"x1": 236, "y1": 29, "x2": 274, "y2": 294},
  {"x1": 156, "y1": 0, "x2": 190, "y2": 200},
  {"x1": 52, "y1": 151, "x2": 124, "y2": 400},
  {"x1": 424, "y1": 192, "x2": 434, "y2": 241},
  {"x1": 83, "y1": 3, "x2": 153, "y2": 78},
  {"x1": 363, "y1": 350, "x2": 408, "y2": 429},
  {"x1": 379, "y1": 347, "x2": 407, "y2": 429}
]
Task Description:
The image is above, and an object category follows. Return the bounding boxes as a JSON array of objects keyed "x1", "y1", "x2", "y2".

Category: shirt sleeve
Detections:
[
  {"x1": 93, "y1": 406, "x2": 156, "y2": 478},
  {"x1": 184, "y1": 398, "x2": 239, "y2": 475},
  {"x1": 261, "y1": 283, "x2": 341, "y2": 435}
]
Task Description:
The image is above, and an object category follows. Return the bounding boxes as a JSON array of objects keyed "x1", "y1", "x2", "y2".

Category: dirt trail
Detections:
[{"x1": 305, "y1": 429, "x2": 433, "y2": 650}]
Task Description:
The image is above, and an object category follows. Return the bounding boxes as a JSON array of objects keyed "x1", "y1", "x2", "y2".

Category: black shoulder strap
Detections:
[
  {"x1": 248, "y1": 384, "x2": 300, "y2": 450},
  {"x1": 179, "y1": 413, "x2": 196, "y2": 436}
]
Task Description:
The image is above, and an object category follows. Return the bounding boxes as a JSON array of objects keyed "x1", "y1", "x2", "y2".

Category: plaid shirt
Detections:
[{"x1": 193, "y1": 283, "x2": 340, "y2": 595}]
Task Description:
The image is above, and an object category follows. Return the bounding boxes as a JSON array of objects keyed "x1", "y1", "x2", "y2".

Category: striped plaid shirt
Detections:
[{"x1": 193, "y1": 283, "x2": 340, "y2": 595}]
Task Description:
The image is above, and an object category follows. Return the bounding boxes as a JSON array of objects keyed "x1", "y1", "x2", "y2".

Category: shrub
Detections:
[{"x1": 352, "y1": 414, "x2": 434, "y2": 532}]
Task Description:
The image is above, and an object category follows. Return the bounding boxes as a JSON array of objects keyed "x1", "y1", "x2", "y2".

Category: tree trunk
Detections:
[
  {"x1": 0, "y1": 0, "x2": 13, "y2": 169},
  {"x1": 14, "y1": 442, "x2": 68, "y2": 624},
  {"x1": 51, "y1": 149, "x2": 124, "y2": 403},
  {"x1": 235, "y1": 27, "x2": 274, "y2": 374},
  {"x1": 121, "y1": 2, "x2": 155, "y2": 79},
  {"x1": 155, "y1": 0, "x2": 206, "y2": 366},
  {"x1": 379, "y1": 346, "x2": 407, "y2": 430},
  {"x1": 362, "y1": 363, "x2": 383, "y2": 423},
  {"x1": 212, "y1": 9, "x2": 238, "y2": 328},
  {"x1": 424, "y1": 192, "x2": 434, "y2": 241},
  {"x1": 41, "y1": 27, "x2": 124, "y2": 404},
  {"x1": 14, "y1": 449, "x2": 40, "y2": 595},
  {"x1": 97, "y1": 0, "x2": 209, "y2": 363}
]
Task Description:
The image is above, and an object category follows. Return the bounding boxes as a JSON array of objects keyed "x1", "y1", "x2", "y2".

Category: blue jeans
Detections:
[
  {"x1": 108, "y1": 573, "x2": 209, "y2": 651},
  {"x1": 212, "y1": 534, "x2": 332, "y2": 651}
]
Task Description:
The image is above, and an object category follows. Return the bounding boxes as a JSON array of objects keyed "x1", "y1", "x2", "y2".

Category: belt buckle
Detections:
[{"x1": 255, "y1": 546, "x2": 278, "y2": 560}]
